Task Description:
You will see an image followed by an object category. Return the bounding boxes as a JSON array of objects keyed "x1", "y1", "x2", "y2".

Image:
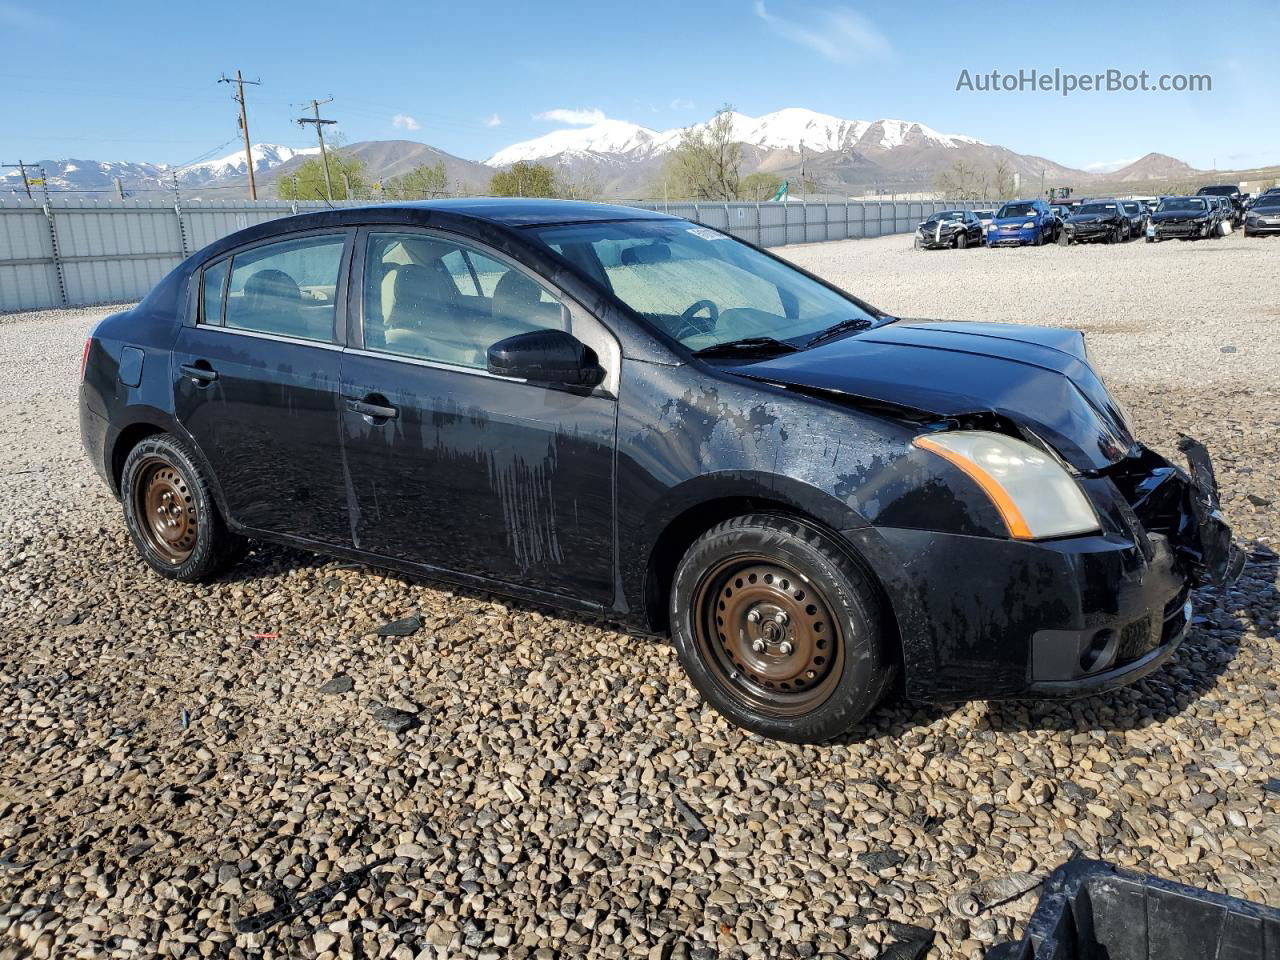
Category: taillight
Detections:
[{"x1": 80, "y1": 339, "x2": 92, "y2": 381}]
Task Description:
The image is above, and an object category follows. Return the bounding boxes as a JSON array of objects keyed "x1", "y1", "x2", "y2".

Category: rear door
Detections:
[
  {"x1": 337, "y1": 228, "x2": 619, "y2": 604},
  {"x1": 172, "y1": 230, "x2": 354, "y2": 546}
]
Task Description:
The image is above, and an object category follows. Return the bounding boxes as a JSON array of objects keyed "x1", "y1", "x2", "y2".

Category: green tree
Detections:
[
  {"x1": 661, "y1": 104, "x2": 742, "y2": 201},
  {"x1": 382, "y1": 161, "x2": 449, "y2": 200},
  {"x1": 488, "y1": 161, "x2": 559, "y2": 198},
  {"x1": 738, "y1": 171, "x2": 782, "y2": 201},
  {"x1": 277, "y1": 151, "x2": 367, "y2": 201}
]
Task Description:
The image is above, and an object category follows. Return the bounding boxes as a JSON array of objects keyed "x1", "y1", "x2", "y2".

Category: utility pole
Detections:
[
  {"x1": 219, "y1": 71, "x2": 262, "y2": 200},
  {"x1": 2, "y1": 161, "x2": 33, "y2": 199},
  {"x1": 297, "y1": 98, "x2": 336, "y2": 203}
]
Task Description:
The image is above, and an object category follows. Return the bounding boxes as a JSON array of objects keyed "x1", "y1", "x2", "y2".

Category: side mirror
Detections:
[{"x1": 487, "y1": 329, "x2": 605, "y2": 388}]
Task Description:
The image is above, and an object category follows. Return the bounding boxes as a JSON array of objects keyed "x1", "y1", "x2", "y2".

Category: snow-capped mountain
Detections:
[
  {"x1": 485, "y1": 108, "x2": 986, "y2": 167},
  {"x1": 1, "y1": 144, "x2": 318, "y2": 196},
  {"x1": 178, "y1": 144, "x2": 319, "y2": 180}
]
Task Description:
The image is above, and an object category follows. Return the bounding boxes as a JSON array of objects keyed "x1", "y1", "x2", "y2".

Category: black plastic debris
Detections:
[
  {"x1": 986, "y1": 859, "x2": 1280, "y2": 960},
  {"x1": 234, "y1": 856, "x2": 392, "y2": 935},
  {"x1": 879, "y1": 923, "x2": 935, "y2": 960},
  {"x1": 1264, "y1": 778, "x2": 1280, "y2": 795},
  {"x1": 671, "y1": 793, "x2": 710, "y2": 843},
  {"x1": 318, "y1": 674, "x2": 354, "y2": 695},
  {"x1": 373, "y1": 612, "x2": 423, "y2": 637}
]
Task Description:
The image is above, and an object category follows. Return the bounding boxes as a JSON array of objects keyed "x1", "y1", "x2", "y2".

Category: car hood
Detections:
[
  {"x1": 1067, "y1": 213, "x2": 1116, "y2": 224},
  {"x1": 991, "y1": 216, "x2": 1034, "y2": 226},
  {"x1": 920, "y1": 218, "x2": 963, "y2": 229},
  {"x1": 736, "y1": 320, "x2": 1137, "y2": 472}
]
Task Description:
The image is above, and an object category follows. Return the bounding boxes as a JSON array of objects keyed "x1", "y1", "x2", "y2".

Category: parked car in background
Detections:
[
  {"x1": 973, "y1": 209, "x2": 995, "y2": 230},
  {"x1": 1196, "y1": 185, "x2": 1244, "y2": 226},
  {"x1": 1049, "y1": 203, "x2": 1074, "y2": 222},
  {"x1": 1147, "y1": 196, "x2": 1215, "y2": 241},
  {"x1": 986, "y1": 199, "x2": 1059, "y2": 246},
  {"x1": 914, "y1": 209, "x2": 985, "y2": 249},
  {"x1": 77, "y1": 198, "x2": 1241, "y2": 743},
  {"x1": 1063, "y1": 199, "x2": 1131, "y2": 244},
  {"x1": 1244, "y1": 193, "x2": 1280, "y2": 237},
  {"x1": 1246, "y1": 186, "x2": 1280, "y2": 210},
  {"x1": 1120, "y1": 201, "x2": 1148, "y2": 236}
]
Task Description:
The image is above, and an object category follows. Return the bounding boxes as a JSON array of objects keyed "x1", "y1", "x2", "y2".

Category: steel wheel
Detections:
[
  {"x1": 692, "y1": 554, "x2": 844, "y2": 717},
  {"x1": 132, "y1": 456, "x2": 198, "y2": 565}
]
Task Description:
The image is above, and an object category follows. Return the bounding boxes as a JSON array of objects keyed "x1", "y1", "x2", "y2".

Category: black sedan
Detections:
[
  {"x1": 80, "y1": 199, "x2": 1240, "y2": 743},
  {"x1": 914, "y1": 210, "x2": 984, "y2": 249},
  {"x1": 1147, "y1": 196, "x2": 1216, "y2": 241},
  {"x1": 1062, "y1": 199, "x2": 1132, "y2": 244}
]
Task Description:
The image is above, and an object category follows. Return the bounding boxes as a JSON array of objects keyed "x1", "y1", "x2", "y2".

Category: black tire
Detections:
[
  {"x1": 955, "y1": 232, "x2": 968, "y2": 250},
  {"x1": 1057, "y1": 230, "x2": 1070, "y2": 247},
  {"x1": 120, "y1": 433, "x2": 247, "y2": 582},
  {"x1": 913, "y1": 236, "x2": 922, "y2": 250},
  {"x1": 669, "y1": 514, "x2": 893, "y2": 743}
]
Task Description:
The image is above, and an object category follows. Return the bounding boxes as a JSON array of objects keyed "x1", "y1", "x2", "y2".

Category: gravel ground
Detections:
[{"x1": 1, "y1": 232, "x2": 1277, "y2": 960}]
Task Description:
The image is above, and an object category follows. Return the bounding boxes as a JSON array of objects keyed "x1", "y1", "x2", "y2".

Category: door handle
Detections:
[
  {"x1": 345, "y1": 397, "x2": 399, "y2": 420},
  {"x1": 180, "y1": 362, "x2": 218, "y2": 384}
]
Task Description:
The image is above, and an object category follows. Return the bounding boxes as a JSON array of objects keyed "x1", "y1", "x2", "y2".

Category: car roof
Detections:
[
  {"x1": 190, "y1": 198, "x2": 678, "y2": 264},
  {"x1": 377, "y1": 197, "x2": 675, "y2": 227}
]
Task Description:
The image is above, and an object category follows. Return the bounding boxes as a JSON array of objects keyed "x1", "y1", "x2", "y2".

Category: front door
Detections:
[
  {"x1": 337, "y1": 229, "x2": 618, "y2": 604},
  {"x1": 172, "y1": 230, "x2": 353, "y2": 546}
]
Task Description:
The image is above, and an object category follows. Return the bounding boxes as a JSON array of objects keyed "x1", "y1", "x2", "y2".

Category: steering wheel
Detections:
[{"x1": 671, "y1": 299, "x2": 720, "y2": 341}]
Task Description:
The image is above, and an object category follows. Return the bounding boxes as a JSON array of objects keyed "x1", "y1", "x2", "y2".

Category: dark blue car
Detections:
[
  {"x1": 79, "y1": 199, "x2": 1240, "y2": 743},
  {"x1": 986, "y1": 199, "x2": 1060, "y2": 247}
]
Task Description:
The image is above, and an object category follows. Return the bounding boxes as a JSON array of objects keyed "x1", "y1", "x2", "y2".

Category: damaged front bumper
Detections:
[{"x1": 843, "y1": 435, "x2": 1242, "y2": 703}]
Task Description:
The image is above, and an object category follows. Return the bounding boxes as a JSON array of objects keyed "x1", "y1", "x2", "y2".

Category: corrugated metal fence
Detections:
[{"x1": 0, "y1": 196, "x2": 994, "y2": 312}]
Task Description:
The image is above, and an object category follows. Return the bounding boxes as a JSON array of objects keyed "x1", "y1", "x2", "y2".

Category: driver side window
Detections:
[{"x1": 362, "y1": 232, "x2": 566, "y2": 369}]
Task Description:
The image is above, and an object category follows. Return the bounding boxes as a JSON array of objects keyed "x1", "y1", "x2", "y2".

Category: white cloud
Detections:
[
  {"x1": 753, "y1": 0, "x2": 890, "y2": 63},
  {"x1": 1083, "y1": 157, "x2": 1141, "y2": 173},
  {"x1": 484, "y1": 113, "x2": 502, "y2": 128},
  {"x1": 670, "y1": 97, "x2": 695, "y2": 111},
  {"x1": 0, "y1": 2, "x2": 56, "y2": 29},
  {"x1": 535, "y1": 107, "x2": 607, "y2": 126},
  {"x1": 391, "y1": 114, "x2": 421, "y2": 131}
]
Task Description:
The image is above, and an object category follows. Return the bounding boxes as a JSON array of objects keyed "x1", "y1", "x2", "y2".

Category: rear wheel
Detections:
[
  {"x1": 669, "y1": 514, "x2": 893, "y2": 743},
  {"x1": 121, "y1": 433, "x2": 246, "y2": 581}
]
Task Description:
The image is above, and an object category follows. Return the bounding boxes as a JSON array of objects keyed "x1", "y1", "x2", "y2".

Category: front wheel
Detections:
[
  {"x1": 669, "y1": 514, "x2": 893, "y2": 743},
  {"x1": 1058, "y1": 230, "x2": 1071, "y2": 247},
  {"x1": 120, "y1": 433, "x2": 247, "y2": 581},
  {"x1": 955, "y1": 232, "x2": 968, "y2": 249}
]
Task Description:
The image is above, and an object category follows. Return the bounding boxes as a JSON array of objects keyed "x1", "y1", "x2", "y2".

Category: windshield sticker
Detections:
[{"x1": 687, "y1": 227, "x2": 730, "y2": 241}]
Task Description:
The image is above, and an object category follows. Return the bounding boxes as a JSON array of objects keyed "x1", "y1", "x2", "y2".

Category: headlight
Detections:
[
  {"x1": 987, "y1": 225, "x2": 996, "y2": 232},
  {"x1": 913, "y1": 431, "x2": 1100, "y2": 540},
  {"x1": 1022, "y1": 221, "x2": 1035, "y2": 229}
]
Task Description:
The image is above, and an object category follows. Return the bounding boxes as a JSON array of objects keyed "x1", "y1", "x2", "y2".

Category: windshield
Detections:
[
  {"x1": 529, "y1": 219, "x2": 882, "y2": 351},
  {"x1": 1198, "y1": 186, "x2": 1236, "y2": 196},
  {"x1": 996, "y1": 202, "x2": 1035, "y2": 218},
  {"x1": 1253, "y1": 199, "x2": 1280, "y2": 211},
  {"x1": 931, "y1": 210, "x2": 965, "y2": 220},
  {"x1": 1077, "y1": 203, "x2": 1117, "y2": 215},
  {"x1": 1158, "y1": 198, "x2": 1207, "y2": 213}
]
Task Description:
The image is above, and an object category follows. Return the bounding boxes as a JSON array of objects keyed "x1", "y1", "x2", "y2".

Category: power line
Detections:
[
  {"x1": 219, "y1": 70, "x2": 262, "y2": 200},
  {"x1": 296, "y1": 97, "x2": 337, "y2": 203}
]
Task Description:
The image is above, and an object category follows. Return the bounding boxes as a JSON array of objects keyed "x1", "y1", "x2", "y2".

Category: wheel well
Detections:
[
  {"x1": 644, "y1": 497, "x2": 905, "y2": 684},
  {"x1": 110, "y1": 423, "x2": 164, "y2": 491}
]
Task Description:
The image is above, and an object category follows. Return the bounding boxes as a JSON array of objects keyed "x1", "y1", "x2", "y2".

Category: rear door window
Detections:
[
  {"x1": 200, "y1": 258, "x2": 229, "y2": 326},
  {"x1": 225, "y1": 235, "x2": 346, "y2": 342}
]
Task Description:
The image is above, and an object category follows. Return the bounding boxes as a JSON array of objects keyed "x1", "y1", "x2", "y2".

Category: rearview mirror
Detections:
[{"x1": 487, "y1": 329, "x2": 605, "y2": 389}]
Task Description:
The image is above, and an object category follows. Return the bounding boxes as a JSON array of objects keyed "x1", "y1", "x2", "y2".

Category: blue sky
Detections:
[{"x1": 2, "y1": 0, "x2": 1277, "y2": 171}]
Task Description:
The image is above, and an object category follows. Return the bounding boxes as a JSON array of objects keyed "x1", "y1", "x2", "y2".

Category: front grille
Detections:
[{"x1": 1116, "y1": 615, "x2": 1156, "y2": 662}]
